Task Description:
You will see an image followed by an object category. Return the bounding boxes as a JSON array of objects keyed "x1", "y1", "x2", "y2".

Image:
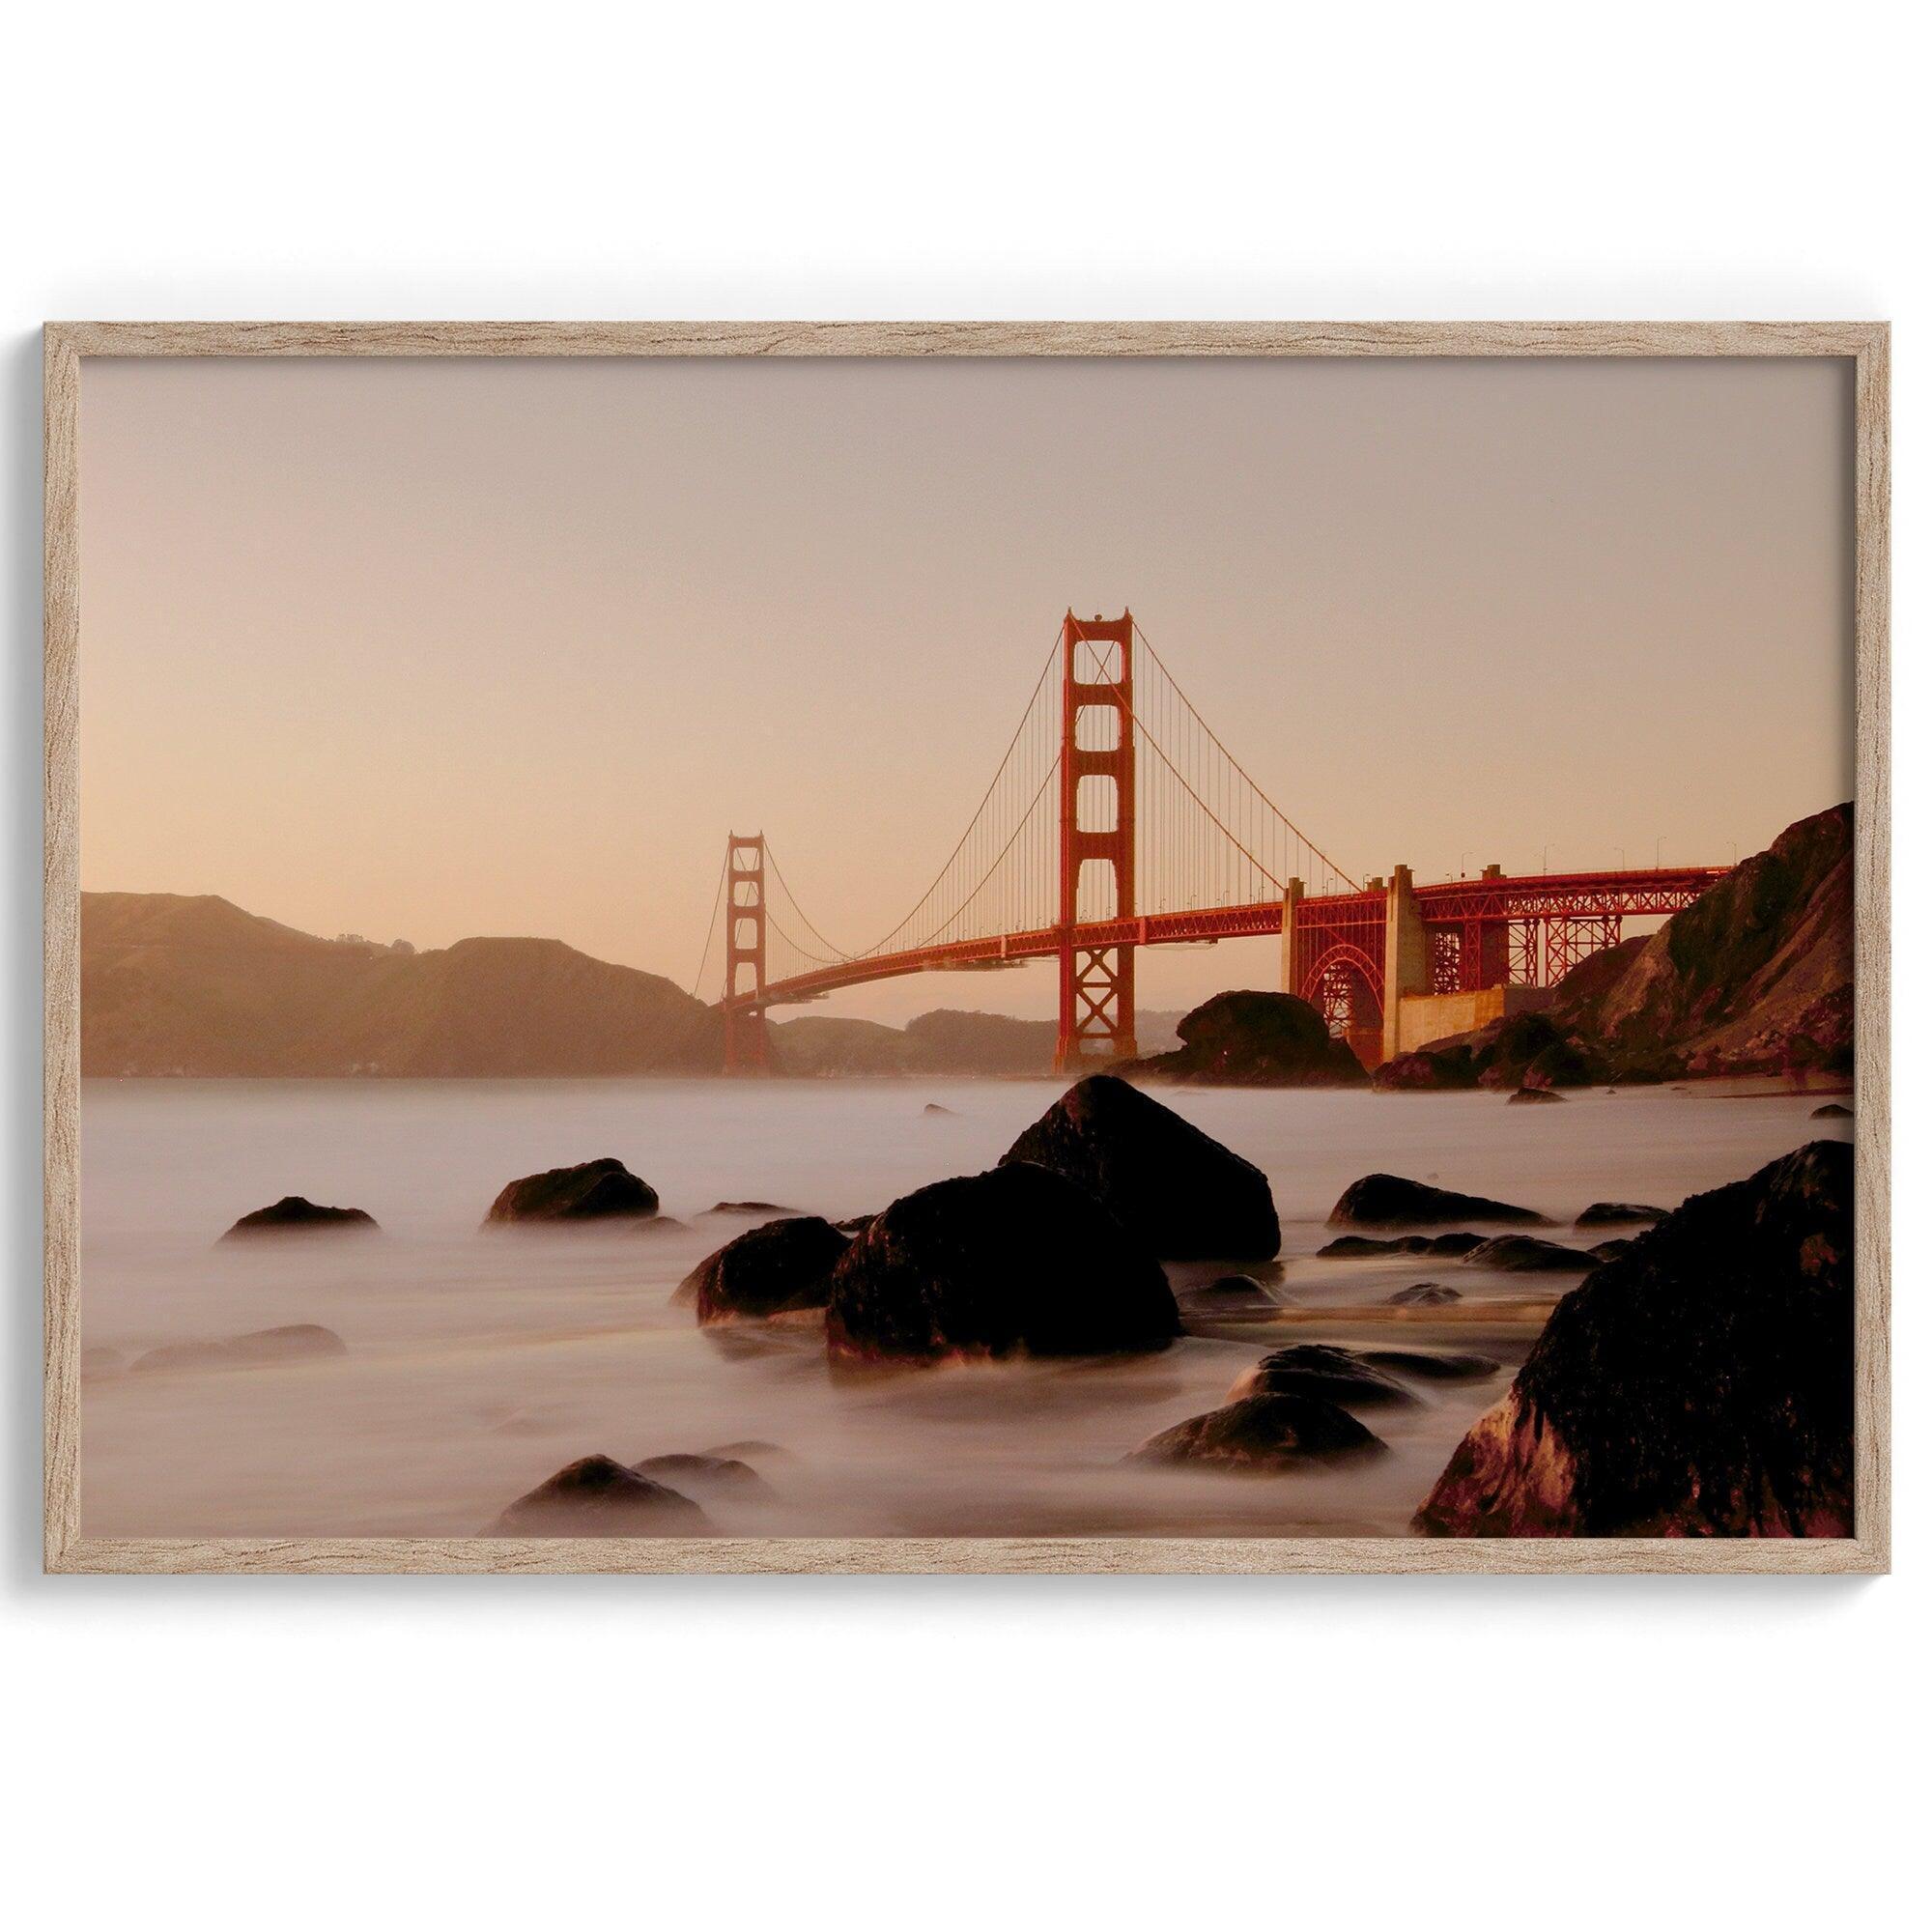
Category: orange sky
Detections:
[{"x1": 79, "y1": 355, "x2": 1853, "y2": 1022}]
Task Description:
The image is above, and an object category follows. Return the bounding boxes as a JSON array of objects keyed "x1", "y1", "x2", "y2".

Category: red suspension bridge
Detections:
[{"x1": 696, "y1": 611, "x2": 1726, "y2": 1074}]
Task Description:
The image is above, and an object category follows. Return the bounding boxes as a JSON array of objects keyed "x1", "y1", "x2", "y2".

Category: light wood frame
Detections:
[{"x1": 43, "y1": 321, "x2": 1891, "y2": 1575}]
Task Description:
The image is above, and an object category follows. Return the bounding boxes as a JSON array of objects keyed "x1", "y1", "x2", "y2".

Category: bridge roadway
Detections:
[{"x1": 724, "y1": 865, "x2": 1729, "y2": 1013}]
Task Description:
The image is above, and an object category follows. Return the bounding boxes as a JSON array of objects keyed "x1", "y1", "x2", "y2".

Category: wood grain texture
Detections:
[{"x1": 41, "y1": 320, "x2": 1891, "y2": 1577}]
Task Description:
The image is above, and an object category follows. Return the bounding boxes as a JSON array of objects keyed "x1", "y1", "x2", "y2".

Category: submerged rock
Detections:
[
  {"x1": 1000, "y1": 1073, "x2": 1279, "y2": 1259},
  {"x1": 677, "y1": 1215, "x2": 850, "y2": 1325},
  {"x1": 1415, "y1": 1140, "x2": 1853, "y2": 1536},
  {"x1": 825, "y1": 1162, "x2": 1179, "y2": 1366},
  {"x1": 219, "y1": 1196, "x2": 378, "y2": 1240},
  {"x1": 1327, "y1": 1173, "x2": 1548, "y2": 1230},
  {"x1": 706, "y1": 1199, "x2": 799, "y2": 1216},
  {"x1": 629, "y1": 1452, "x2": 776, "y2": 1500},
  {"x1": 1124, "y1": 990, "x2": 1369, "y2": 1088},
  {"x1": 1178, "y1": 1272, "x2": 1279, "y2": 1312},
  {"x1": 130, "y1": 1323, "x2": 348, "y2": 1373},
  {"x1": 1316, "y1": 1231, "x2": 1485, "y2": 1260},
  {"x1": 1225, "y1": 1343, "x2": 1418, "y2": 1408},
  {"x1": 1361, "y1": 1349, "x2": 1499, "y2": 1382},
  {"x1": 1387, "y1": 1282, "x2": 1462, "y2": 1306},
  {"x1": 1588, "y1": 1237, "x2": 1635, "y2": 1261},
  {"x1": 923, "y1": 1103, "x2": 956, "y2": 1116},
  {"x1": 484, "y1": 1157, "x2": 659, "y2": 1225},
  {"x1": 1811, "y1": 1102, "x2": 1852, "y2": 1121},
  {"x1": 1461, "y1": 1236, "x2": 1598, "y2": 1274},
  {"x1": 1130, "y1": 1394, "x2": 1387, "y2": 1472},
  {"x1": 1575, "y1": 1201, "x2": 1669, "y2": 1227},
  {"x1": 1507, "y1": 1085, "x2": 1565, "y2": 1105},
  {"x1": 492, "y1": 1455, "x2": 711, "y2": 1536}
]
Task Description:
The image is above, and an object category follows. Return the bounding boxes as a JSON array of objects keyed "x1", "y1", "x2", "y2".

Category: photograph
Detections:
[{"x1": 49, "y1": 327, "x2": 1883, "y2": 1569}]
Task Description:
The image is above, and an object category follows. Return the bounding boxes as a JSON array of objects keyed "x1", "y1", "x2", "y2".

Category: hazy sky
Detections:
[{"x1": 80, "y1": 355, "x2": 1852, "y2": 1022}]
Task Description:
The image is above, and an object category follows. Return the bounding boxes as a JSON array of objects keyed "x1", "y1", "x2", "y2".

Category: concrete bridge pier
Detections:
[{"x1": 1381, "y1": 864, "x2": 1429, "y2": 1065}]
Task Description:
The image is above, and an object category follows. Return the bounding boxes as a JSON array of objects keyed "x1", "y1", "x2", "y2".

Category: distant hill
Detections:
[
  {"x1": 81, "y1": 893, "x2": 713, "y2": 1076},
  {"x1": 83, "y1": 891, "x2": 1196, "y2": 1078}
]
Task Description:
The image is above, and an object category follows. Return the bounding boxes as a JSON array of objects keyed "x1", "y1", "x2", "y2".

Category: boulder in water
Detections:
[
  {"x1": 219, "y1": 1196, "x2": 378, "y2": 1240},
  {"x1": 1507, "y1": 1085, "x2": 1565, "y2": 1105},
  {"x1": 676, "y1": 1215, "x2": 849, "y2": 1325},
  {"x1": 492, "y1": 1455, "x2": 711, "y2": 1535},
  {"x1": 1130, "y1": 1394, "x2": 1387, "y2": 1472},
  {"x1": 706, "y1": 1200, "x2": 799, "y2": 1217},
  {"x1": 825, "y1": 1162, "x2": 1179, "y2": 1365},
  {"x1": 484, "y1": 1157, "x2": 659, "y2": 1225},
  {"x1": 1361, "y1": 1349, "x2": 1499, "y2": 1382},
  {"x1": 1415, "y1": 1140, "x2": 1853, "y2": 1536},
  {"x1": 1124, "y1": 990, "x2": 1369, "y2": 1087},
  {"x1": 629, "y1": 1452, "x2": 776, "y2": 1500},
  {"x1": 131, "y1": 1323, "x2": 348, "y2": 1373},
  {"x1": 1575, "y1": 1201, "x2": 1668, "y2": 1227},
  {"x1": 1316, "y1": 1231, "x2": 1485, "y2": 1260},
  {"x1": 1811, "y1": 1102, "x2": 1852, "y2": 1121},
  {"x1": 1462, "y1": 1235, "x2": 1598, "y2": 1274},
  {"x1": 1224, "y1": 1343, "x2": 1418, "y2": 1408},
  {"x1": 1327, "y1": 1173, "x2": 1548, "y2": 1229},
  {"x1": 1387, "y1": 1282, "x2": 1462, "y2": 1306},
  {"x1": 1000, "y1": 1072, "x2": 1279, "y2": 1259}
]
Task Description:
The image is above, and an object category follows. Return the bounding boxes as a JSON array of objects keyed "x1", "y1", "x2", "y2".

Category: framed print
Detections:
[{"x1": 43, "y1": 321, "x2": 1889, "y2": 1574}]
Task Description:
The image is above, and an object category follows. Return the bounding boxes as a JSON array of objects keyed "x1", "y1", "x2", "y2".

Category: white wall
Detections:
[{"x1": 2, "y1": 6, "x2": 1921, "y2": 1927}]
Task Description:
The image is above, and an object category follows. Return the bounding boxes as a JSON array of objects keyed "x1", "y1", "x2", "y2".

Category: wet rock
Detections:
[
  {"x1": 1462, "y1": 1236, "x2": 1598, "y2": 1274},
  {"x1": 677, "y1": 1215, "x2": 850, "y2": 1325},
  {"x1": 484, "y1": 1157, "x2": 659, "y2": 1225},
  {"x1": 1387, "y1": 1282, "x2": 1462, "y2": 1306},
  {"x1": 1316, "y1": 1230, "x2": 1486, "y2": 1260},
  {"x1": 1327, "y1": 1174, "x2": 1548, "y2": 1229},
  {"x1": 1000, "y1": 1072, "x2": 1279, "y2": 1259},
  {"x1": 492, "y1": 1455, "x2": 711, "y2": 1536},
  {"x1": 1575, "y1": 1201, "x2": 1669, "y2": 1227},
  {"x1": 834, "y1": 1214, "x2": 875, "y2": 1236},
  {"x1": 1178, "y1": 1272, "x2": 1278, "y2": 1312},
  {"x1": 219, "y1": 1196, "x2": 378, "y2": 1240},
  {"x1": 1416, "y1": 1140, "x2": 1853, "y2": 1536},
  {"x1": 1124, "y1": 990, "x2": 1369, "y2": 1087},
  {"x1": 1361, "y1": 1349, "x2": 1499, "y2": 1382},
  {"x1": 706, "y1": 1199, "x2": 799, "y2": 1216},
  {"x1": 1507, "y1": 1085, "x2": 1565, "y2": 1105},
  {"x1": 1811, "y1": 1102, "x2": 1852, "y2": 1121},
  {"x1": 1130, "y1": 1394, "x2": 1387, "y2": 1472},
  {"x1": 629, "y1": 1452, "x2": 776, "y2": 1500},
  {"x1": 131, "y1": 1323, "x2": 349, "y2": 1373},
  {"x1": 826, "y1": 1161, "x2": 1180, "y2": 1365},
  {"x1": 1588, "y1": 1237, "x2": 1635, "y2": 1261},
  {"x1": 1225, "y1": 1343, "x2": 1419, "y2": 1408}
]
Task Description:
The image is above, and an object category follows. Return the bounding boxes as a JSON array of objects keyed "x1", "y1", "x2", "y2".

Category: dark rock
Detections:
[
  {"x1": 701, "y1": 1438, "x2": 793, "y2": 1464},
  {"x1": 219, "y1": 1195, "x2": 378, "y2": 1240},
  {"x1": 1179, "y1": 1272, "x2": 1278, "y2": 1311},
  {"x1": 1374, "y1": 1040, "x2": 1481, "y2": 1091},
  {"x1": 1416, "y1": 1140, "x2": 1853, "y2": 1536},
  {"x1": 1361, "y1": 1349, "x2": 1500, "y2": 1382},
  {"x1": 1225, "y1": 1343, "x2": 1419, "y2": 1408},
  {"x1": 629, "y1": 1453, "x2": 776, "y2": 1500},
  {"x1": 1507, "y1": 1085, "x2": 1565, "y2": 1105},
  {"x1": 825, "y1": 1162, "x2": 1180, "y2": 1365},
  {"x1": 635, "y1": 1215, "x2": 690, "y2": 1235},
  {"x1": 1462, "y1": 1236, "x2": 1598, "y2": 1274},
  {"x1": 1377, "y1": 1010, "x2": 1603, "y2": 1095},
  {"x1": 1327, "y1": 1173, "x2": 1548, "y2": 1229},
  {"x1": 706, "y1": 1199, "x2": 799, "y2": 1216},
  {"x1": 1130, "y1": 1394, "x2": 1387, "y2": 1472},
  {"x1": 834, "y1": 1214, "x2": 875, "y2": 1236},
  {"x1": 1589, "y1": 1237, "x2": 1634, "y2": 1261},
  {"x1": 1317, "y1": 1230, "x2": 1486, "y2": 1260},
  {"x1": 131, "y1": 1323, "x2": 349, "y2": 1373},
  {"x1": 923, "y1": 1103, "x2": 956, "y2": 1116},
  {"x1": 1575, "y1": 1201, "x2": 1669, "y2": 1227},
  {"x1": 492, "y1": 1455, "x2": 711, "y2": 1536},
  {"x1": 1387, "y1": 1282, "x2": 1462, "y2": 1306},
  {"x1": 1811, "y1": 1102, "x2": 1852, "y2": 1120},
  {"x1": 1125, "y1": 990, "x2": 1369, "y2": 1087},
  {"x1": 1000, "y1": 1072, "x2": 1279, "y2": 1259},
  {"x1": 484, "y1": 1157, "x2": 658, "y2": 1225},
  {"x1": 677, "y1": 1215, "x2": 849, "y2": 1325}
]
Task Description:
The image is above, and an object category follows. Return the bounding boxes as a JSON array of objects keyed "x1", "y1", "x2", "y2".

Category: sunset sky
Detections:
[{"x1": 80, "y1": 354, "x2": 1853, "y2": 1022}]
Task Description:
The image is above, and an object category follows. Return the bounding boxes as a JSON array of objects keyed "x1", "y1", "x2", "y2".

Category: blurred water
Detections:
[{"x1": 79, "y1": 1074, "x2": 1849, "y2": 1539}]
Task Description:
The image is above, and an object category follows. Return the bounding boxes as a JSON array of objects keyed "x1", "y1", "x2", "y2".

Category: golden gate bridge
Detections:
[{"x1": 693, "y1": 611, "x2": 1725, "y2": 1074}]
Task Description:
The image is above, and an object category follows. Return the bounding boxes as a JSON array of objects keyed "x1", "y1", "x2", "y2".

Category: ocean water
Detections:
[{"x1": 78, "y1": 1074, "x2": 1850, "y2": 1539}]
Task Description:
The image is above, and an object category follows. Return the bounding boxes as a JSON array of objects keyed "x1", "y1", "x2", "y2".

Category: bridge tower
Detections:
[
  {"x1": 722, "y1": 832, "x2": 772, "y2": 1075},
  {"x1": 1055, "y1": 610, "x2": 1137, "y2": 1072}
]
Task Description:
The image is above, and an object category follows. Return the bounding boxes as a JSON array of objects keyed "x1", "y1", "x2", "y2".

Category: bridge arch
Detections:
[{"x1": 1299, "y1": 941, "x2": 1384, "y2": 1035}]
